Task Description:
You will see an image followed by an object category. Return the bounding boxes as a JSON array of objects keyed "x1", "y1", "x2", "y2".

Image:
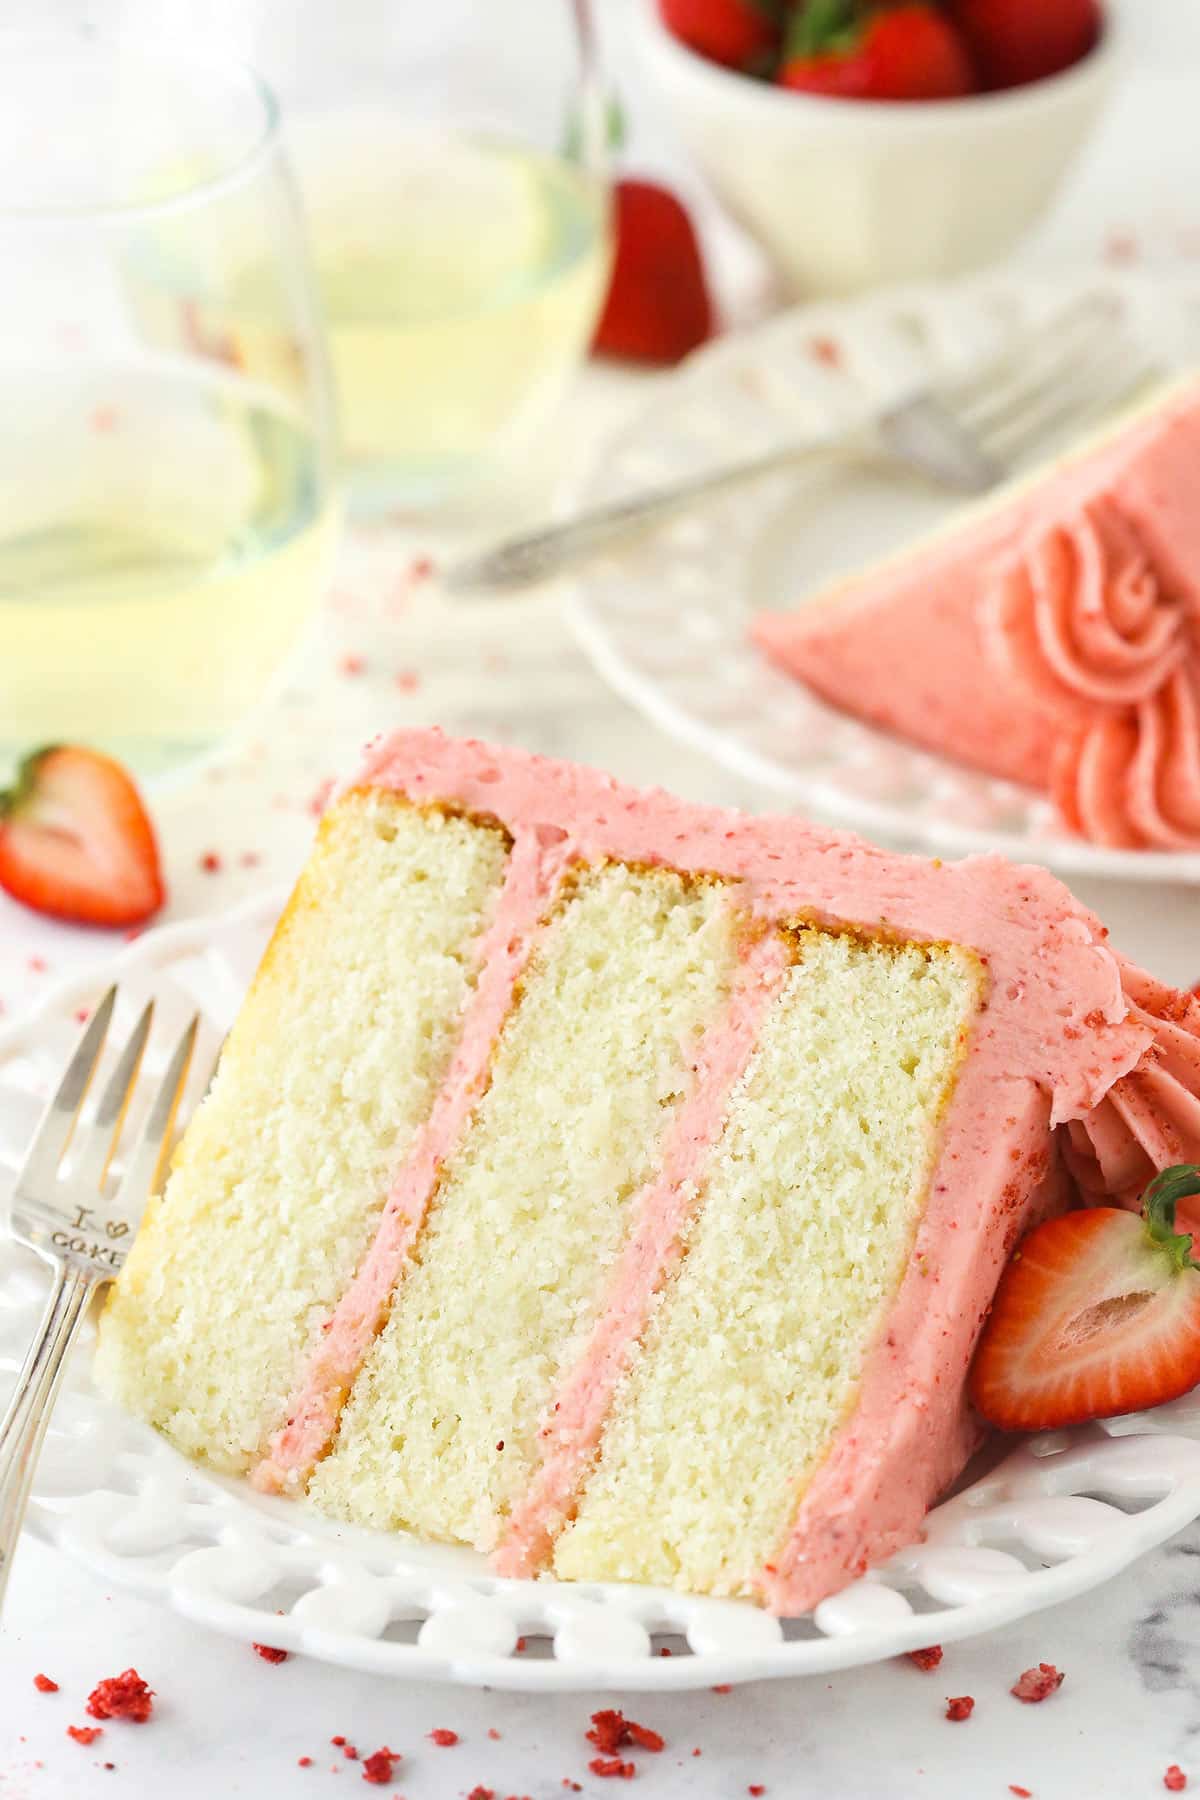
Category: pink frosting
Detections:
[
  {"x1": 1064, "y1": 958, "x2": 1200, "y2": 1228},
  {"x1": 492, "y1": 928, "x2": 792, "y2": 1579},
  {"x1": 261, "y1": 729, "x2": 1200, "y2": 1608},
  {"x1": 753, "y1": 380, "x2": 1200, "y2": 847},
  {"x1": 984, "y1": 502, "x2": 1200, "y2": 849},
  {"x1": 252, "y1": 824, "x2": 574, "y2": 1494}
]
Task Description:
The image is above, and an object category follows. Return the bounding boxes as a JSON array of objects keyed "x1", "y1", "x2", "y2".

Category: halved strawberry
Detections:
[
  {"x1": 0, "y1": 746, "x2": 165, "y2": 929},
  {"x1": 971, "y1": 1166, "x2": 1200, "y2": 1432},
  {"x1": 593, "y1": 180, "x2": 714, "y2": 365}
]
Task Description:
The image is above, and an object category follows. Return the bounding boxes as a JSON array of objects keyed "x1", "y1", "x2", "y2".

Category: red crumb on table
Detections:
[
  {"x1": 1166, "y1": 1768, "x2": 1188, "y2": 1792},
  {"x1": 199, "y1": 851, "x2": 222, "y2": 874},
  {"x1": 1011, "y1": 1663, "x2": 1065, "y2": 1704},
  {"x1": 361, "y1": 1747, "x2": 400, "y2": 1785},
  {"x1": 429, "y1": 1729, "x2": 458, "y2": 1747},
  {"x1": 908, "y1": 1646, "x2": 944, "y2": 1671},
  {"x1": 28, "y1": 955, "x2": 47, "y2": 972},
  {"x1": 239, "y1": 850, "x2": 261, "y2": 869},
  {"x1": 409, "y1": 556, "x2": 434, "y2": 581},
  {"x1": 467, "y1": 1788, "x2": 495, "y2": 1800},
  {"x1": 331, "y1": 1736, "x2": 346, "y2": 1746},
  {"x1": 945, "y1": 1696, "x2": 975, "y2": 1721},
  {"x1": 86, "y1": 1670, "x2": 154, "y2": 1722},
  {"x1": 33, "y1": 1674, "x2": 59, "y2": 1692},
  {"x1": 342, "y1": 1743, "x2": 359, "y2": 1760},
  {"x1": 68, "y1": 1725, "x2": 104, "y2": 1746},
  {"x1": 338, "y1": 653, "x2": 366, "y2": 677},
  {"x1": 515, "y1": 1637, "x2": 527, "y2": 1652},
  {"x1": 749, "y1": 1787, "x2": 766, "y2": 1795},
  {"x1": 394, "y1": 670, "x2": 421, "y2": 694},
  {"x1": 810, "y1": 336, "x2": 843, "y2": 368},
  {"x1": 488, "y1": 1728, "x2": 502, "y2": 1740},
  {"x1": 252, "y1": 1643, "x2": 288, "y2": 1664},
  {"x1": 298, "y1": 1757, "x2": 313, "y2": 1767},
  {"x1": 587, "y1": 1711, "x2": 665, "y2": 1756},
  {"x1": 589, "y1": 1758, "x2": 635, "y2": 1779},
  {"x1": 563, "y1": 1783, "x2": 583, "y2": 1793},
  {"x1": 1010, "y1": 1787, "x2": 1033, "y2": 1797},
  {"x1": 712, "y1": 1684, "x2": 732, "y2": 1694},
  {"x1": 91, "y1": 406, "x2": 119, "y2": 433}
]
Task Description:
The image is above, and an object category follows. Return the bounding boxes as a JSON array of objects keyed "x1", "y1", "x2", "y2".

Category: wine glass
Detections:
[
  {"x1": 249, "y1": 0, "x2": 612, "y2": 514},
  {"x1": 0, "y1": 28, "x2": 337, "y2": 782}
]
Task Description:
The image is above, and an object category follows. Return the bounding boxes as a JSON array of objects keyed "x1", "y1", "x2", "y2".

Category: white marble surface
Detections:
[{"x1": 5, "y1": 2, "x2": 1200, "y2": 1795}]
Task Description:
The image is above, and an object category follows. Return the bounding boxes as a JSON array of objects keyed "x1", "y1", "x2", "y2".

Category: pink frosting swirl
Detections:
[
  {"x1": 983, "y1": 501, "x2": 1200, "y2": 847},
  {"x1": 1065, "y1": 958, "x2": 1200, "y2": 1232}
]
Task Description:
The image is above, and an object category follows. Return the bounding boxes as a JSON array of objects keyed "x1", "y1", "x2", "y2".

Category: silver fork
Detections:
[
  {"x1": 446, "y1": 296, "x2": 1162, "y2": 593},
  {"x1": 0, "y1": 988, "x2": 199, "y2": 1611}
]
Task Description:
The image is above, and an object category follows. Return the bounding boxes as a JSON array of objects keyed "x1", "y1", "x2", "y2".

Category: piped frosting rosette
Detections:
[
  {"x1": 1065, "y1": 957, "x2": 1200, "y2": 1230},
  {"x1": 982, "y1": 500, "x2": 1200, "y2": 848}
]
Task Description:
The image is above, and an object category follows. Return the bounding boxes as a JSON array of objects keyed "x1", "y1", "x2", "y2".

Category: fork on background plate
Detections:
[
  {"x1": 0, "y1": 989, "x2": 200, "y2": 1612},
  {"x1": 445, "y1": 294, "x2": 1163, "y2": 593}
]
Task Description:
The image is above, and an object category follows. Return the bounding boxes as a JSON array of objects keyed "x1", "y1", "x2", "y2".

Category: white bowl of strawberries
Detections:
[{"x1": 631, "y1": 0, "x2": 1120, "y2": 296}]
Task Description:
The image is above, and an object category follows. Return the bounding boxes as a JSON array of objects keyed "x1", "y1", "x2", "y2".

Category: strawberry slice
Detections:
[
  {"x1": 593, "y1": 180, "x2": 714, "y2": 365},
  {"x1": 0, "y1": 746, "x2": 165, "y2": 929},
  {"x1": 971, "y1": 1166, "x2": 1200, "y2": 1432}
]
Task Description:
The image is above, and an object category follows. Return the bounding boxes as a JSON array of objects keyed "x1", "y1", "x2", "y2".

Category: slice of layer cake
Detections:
[
  {"x1": 94, "y1": 730, "x2": 1200, "y2": 1611},
  {"x1": 753, "y1": 378, "x2": 1200, "y2": 849}
]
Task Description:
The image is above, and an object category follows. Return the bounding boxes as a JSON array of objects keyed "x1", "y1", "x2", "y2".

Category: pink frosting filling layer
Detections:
[
  {"x1": 252, "y1": 824, "x2": 573, "y2": 1494},
  {"x1": 493, "y1": 927, "x2": 792, "y2": 1579},
  {"x1": 260, "y1": 729, "x2": 1198, "y2": 1608},
  {"x1": 754, "y1": 380, "x2": 1200, "y2": 848}
]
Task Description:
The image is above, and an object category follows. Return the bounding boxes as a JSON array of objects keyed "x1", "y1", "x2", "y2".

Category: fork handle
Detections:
[
  {"x1": 0, "y1": 1263, "x2": 94, "y2": 1613},
  {"x1": 444, "y1": 436, "x2": 850, "y2": 593}
]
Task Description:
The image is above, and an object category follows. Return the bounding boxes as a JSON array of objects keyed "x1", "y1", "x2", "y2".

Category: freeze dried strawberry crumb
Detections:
[
  {"x1": 68, "y1": 1725, "x2": 104, "y2": 1745},
  {"x1": 298, "y1": 1757, "x2": 313, "y2": 1768},
  {"x1": 331, "y1": 1737, "x2": 346, "y2": 1746},
  {"x1": 908, "y1": 1646, "x2": 943, "y2": 1671},
  {"x1": 945, "y1": 1696, "x2": 974, "y2": 1721},
  {"x1": 563, "y1": 1783, "x2": 583, "y2": 1793},
  {"x1": 338, "y1": 653, "x2": 366, "y2": 677},
  {"x1": 1011, "y1": 1663, "x2": 1064, "y2": 1704},
  {"x1": 252, "y1": 1643, "x2": 288, "y2": 1663},
  {"x1": 87, "y1": 1670, "x2": 154, "y2": 1722},
  {"x1": 589, "y1": 1758, "x2": 635, "y2": 1779},
  {"x1": 467, "y1": 1789, "x2": 495, "y2": 1800},
  {"x1": 361, "y1": 1747, "x2": 400, "y2": 1785},
  {"x1": 1165, "y1": 1769, "x2": 1188, "y2": 1793},
  {"x1": 33, "y1": 1673, "x2": 59, "y2": 1692},
  {"x1": 712, "y1": 1684, "x2": 732, "y2": 1694},
  {"x1": 1009, "y1": 1788, "x2": 1032, "y2": 1797},
  {"x1": 342, "y1": 1742, "x2": 359, "y2": 1759},
  {"x1": 429, "y1": 1729, "x2": 458, "y2": 1747},
  {"x1": 199, "y1": 851, "x2": 222, "y2": 874},
  {"x1": 515, "y1": 1637, "x2": 527, "y2": 1652},
  {"x1": 488, "y1": 1728, "x2": 502, "y2": 1741},
  {"x1": 749, "y1": 1787, "x2": 766, "y2": 1795},
  {"x1": 627, "y1": 1723, "x2": 664, "y2": 1753},
  {"x1": 588, "y1": 1712, "x2": 628, "y2": 1755}
]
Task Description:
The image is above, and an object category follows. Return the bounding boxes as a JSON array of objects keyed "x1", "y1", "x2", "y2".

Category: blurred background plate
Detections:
[{"x1": 565, "y1": 265, "x2": 1200, "y2": 881}]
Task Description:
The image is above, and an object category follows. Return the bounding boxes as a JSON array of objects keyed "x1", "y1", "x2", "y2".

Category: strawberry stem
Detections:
[
  {"x1": 1142, "y1": 1165, "x2": 1200, "y2": 1272},
  {"x1": 786, "y1": 0, "x2": 858, "y2": 58}
]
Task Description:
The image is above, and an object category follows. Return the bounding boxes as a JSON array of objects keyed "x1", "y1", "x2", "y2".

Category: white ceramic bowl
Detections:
[{"x1": 629, "y1": 0, "x2": 1121, "y2": 297}]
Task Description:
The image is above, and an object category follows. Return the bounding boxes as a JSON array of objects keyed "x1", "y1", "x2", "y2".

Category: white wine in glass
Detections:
[{"x1": 0, "y1": 32, "x2": 337, "y2": 781}]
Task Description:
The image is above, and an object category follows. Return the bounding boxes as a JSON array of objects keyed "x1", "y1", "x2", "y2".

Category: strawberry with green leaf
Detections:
[
  {"x1": 971, "y1": 1165, "x2": 1200, "y2": 1432},
  {"x1": 0, "y1": 746, "x2": 165, "y2": 928},
  {"x1": 780, "y1": 0, "x2": 976, "y2": 101}
]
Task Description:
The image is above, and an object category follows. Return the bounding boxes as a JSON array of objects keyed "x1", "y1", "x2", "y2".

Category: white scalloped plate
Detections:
[
  {"x1": 5, "y1": 895, "x2": 1200, "y2": 1689},
  {"x1": 565, "y1": 267, "x2": 1200, "y2": 884}
]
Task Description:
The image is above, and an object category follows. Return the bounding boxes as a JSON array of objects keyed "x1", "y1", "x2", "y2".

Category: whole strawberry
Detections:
[
  {"x1": 780, "y1": 0, "x2": 975, "y2": 101},
  {"x1": 971, "y1": 1164, "x2": 1200, "y2": 1432},
  {"x1": 658, "y1": 0, "x2": 782, "y2": 71},
  {"x1": 0, "y1": 745, "x2": 165, "y2": 928},
  {"x1": 593, "y1": 179, "x2": 714, "y2": 365},
  {"x1": 951, "y1": 0, "x2": 1102, "y2": 90}
]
